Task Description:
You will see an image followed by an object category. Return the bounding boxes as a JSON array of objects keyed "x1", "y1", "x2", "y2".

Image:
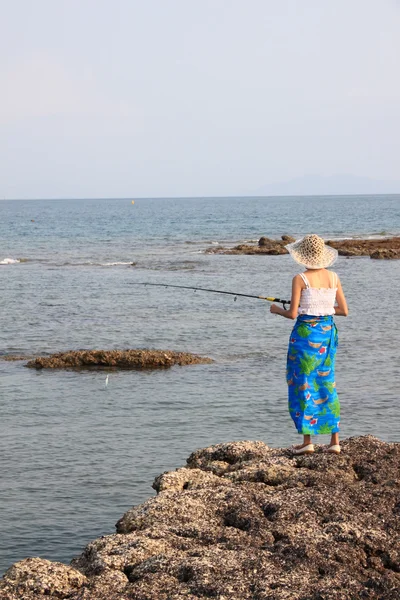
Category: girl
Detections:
[{"x1": 270, "y1": 234, "x2": 348, "y2": 455}]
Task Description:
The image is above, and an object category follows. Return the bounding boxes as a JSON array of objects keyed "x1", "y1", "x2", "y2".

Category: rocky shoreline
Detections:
[
  {"x1": 1, "y1": 435, "x2": 399, "y2": 599},
  {"x1": 206, "y1": 236, "x2": 400, "y2": 259}
]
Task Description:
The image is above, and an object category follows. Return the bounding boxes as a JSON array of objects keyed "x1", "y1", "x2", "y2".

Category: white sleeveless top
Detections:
[{"x1": 298, "y1": 272, "x2": 337, "y2": 316}]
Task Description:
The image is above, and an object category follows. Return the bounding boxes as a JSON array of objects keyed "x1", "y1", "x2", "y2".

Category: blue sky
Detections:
[{"x1": 1, "y1": 0, "x2": 399, "y2": 198}]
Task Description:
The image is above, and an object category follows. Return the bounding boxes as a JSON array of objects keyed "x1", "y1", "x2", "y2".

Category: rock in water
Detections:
[
  {"x1": 327, "y1": 237, "x2": 400, "y2": 259},
  {"x1": 25, "y1": 349, "x2": 213, "y2": 370},
  {"x1": 0, "y1": 436, "x2": 399, "y2": 599},
  {"x1": 206, "y1": 236, "x2": 400, "y2": 258},
  {"x1": 370, "y1": 249, "x2": 400, "y2": 260}
]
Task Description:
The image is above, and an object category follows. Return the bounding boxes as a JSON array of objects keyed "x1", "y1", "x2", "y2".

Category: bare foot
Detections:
[{"x1": 293, "y1": 442, "x2": 312, "y2": 450}]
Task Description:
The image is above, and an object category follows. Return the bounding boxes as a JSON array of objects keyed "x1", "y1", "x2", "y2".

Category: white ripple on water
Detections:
[{"x1": 0, "y1": 258, "x2": 20, "y2": 264}]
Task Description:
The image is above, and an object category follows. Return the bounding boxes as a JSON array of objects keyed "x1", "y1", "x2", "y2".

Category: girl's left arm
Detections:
[{"x1": 270, "y1": 275, "x2": 302, "y2": 319}]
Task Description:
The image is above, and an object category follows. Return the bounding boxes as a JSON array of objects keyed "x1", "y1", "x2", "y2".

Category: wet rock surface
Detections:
[
  {"x1": 25, "y1": 349, "x2": 213, "y2": 370},
  {"x1": 206, "y1": 236, "x2": 400, "y2": 259},
  {"x1": 1, "y1": 435, "x2": 399, "y2": 599}
]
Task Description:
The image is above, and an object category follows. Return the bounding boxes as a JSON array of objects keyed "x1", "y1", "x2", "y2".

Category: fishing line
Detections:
[{"x1": 130, "y1": 282, "x2": 291, "y2": 308}]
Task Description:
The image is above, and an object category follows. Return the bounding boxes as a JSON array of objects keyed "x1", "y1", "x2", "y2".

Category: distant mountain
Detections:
[{"x1": 252, "y1": 174, "x2": 400, "y2": 196}]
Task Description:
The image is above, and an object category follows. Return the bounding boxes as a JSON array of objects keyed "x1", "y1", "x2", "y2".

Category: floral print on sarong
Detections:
[{"x1": 287, "y1": 315, "x2": 340, "y2": 435}]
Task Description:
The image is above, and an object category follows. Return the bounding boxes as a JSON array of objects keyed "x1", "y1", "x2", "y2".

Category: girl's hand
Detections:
[{"x1": 270, "y1": 303, "x2": 281, "y2": 314}]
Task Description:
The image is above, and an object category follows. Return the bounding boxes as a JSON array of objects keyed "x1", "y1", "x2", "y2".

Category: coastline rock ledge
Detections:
[
  {"x1": 1, "y1": 435, "x2": 399, "y2": 599},
  {"x1": 206, "y1": 236, "x2": 400, "y2": 259}
]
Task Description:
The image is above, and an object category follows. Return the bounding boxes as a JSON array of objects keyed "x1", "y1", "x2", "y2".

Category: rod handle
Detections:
[{"x1": 259, "y1": 296, "x2": 291, "y2": 306}]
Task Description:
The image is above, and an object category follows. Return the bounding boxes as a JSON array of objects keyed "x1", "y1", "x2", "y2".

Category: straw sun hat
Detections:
[{"x1": 285, "y1": 234, "x2": 338, "y2": 269}]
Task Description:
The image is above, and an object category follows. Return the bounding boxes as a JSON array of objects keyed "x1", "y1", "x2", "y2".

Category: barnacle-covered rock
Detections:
[
  {"x1": 25, "y1": 349, "x2": 213, "y2": 370},
  {"x1": 0, "y1": 558, "x2": 87, "y2": 598},
  {"x1": 1, "y1": 436, "x2": 399, "y2": 599}
]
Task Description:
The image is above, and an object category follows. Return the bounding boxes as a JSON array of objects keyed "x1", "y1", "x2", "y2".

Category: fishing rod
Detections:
[{"x1": 130, "y1": 282, "x2": 291, "y2": 308}]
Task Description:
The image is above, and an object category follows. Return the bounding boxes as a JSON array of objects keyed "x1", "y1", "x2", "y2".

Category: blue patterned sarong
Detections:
[{"x1": 287, "y1": 315, "x2": 340, "y2": 435}]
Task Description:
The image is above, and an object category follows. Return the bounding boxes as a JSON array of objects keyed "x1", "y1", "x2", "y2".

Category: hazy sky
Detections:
[{"x1": 1, "y1": 0, "x2": 399, "y2": 198}]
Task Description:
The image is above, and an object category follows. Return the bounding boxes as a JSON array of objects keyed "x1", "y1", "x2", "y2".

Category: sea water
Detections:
[{"x1": 0, "y1": 195, "x2": 399, "y2": 574}]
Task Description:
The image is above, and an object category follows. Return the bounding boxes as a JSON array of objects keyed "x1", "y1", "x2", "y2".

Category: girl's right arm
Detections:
[
  {"x1": 335, "y1": 277, "x2": 348, "y2": 316},
  {"x1": 270, "y1": 274, "x2": 303, "y2": 319}
]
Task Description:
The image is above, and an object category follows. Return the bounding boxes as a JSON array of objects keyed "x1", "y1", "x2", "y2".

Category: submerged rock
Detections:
[
  {"x1": 0, "y1": 436, "x2": 399, "y2": 599},
  {"x1": 25, "y1": 349, "x2": 213, "y2": 370}
]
